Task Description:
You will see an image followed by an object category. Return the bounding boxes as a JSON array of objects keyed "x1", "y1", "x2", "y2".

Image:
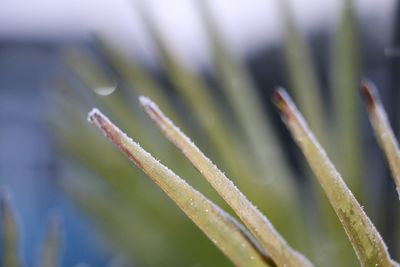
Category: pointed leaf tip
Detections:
[
  {"x1": 271, "y1": 87, "x2": 288, "y2": 111},
  {"x1": 87, "y1": 108, "x2": 101, "y2": 123},
  {"x1": 138, "y1": 95, "x2": 151, "y2": 106},
  {"x1": 359, "y1": 80, "x2": 377, "y2": 110},
  {"x1": 40, "y1": 214, "x2": 63, "y2": 267},
  {"x1": 139, "y1": 96, "x2": 164, "y2": 124},
  {"x1": 274, "y1": 89, "x2": 398, "y2": 266},
  {"x1": 0, "y1": 189, "x2": 14, "y2": 223},
  {"x1": 141, "y1": 96, "x2": 313, "y2": 267},
  {"x1": 88, "y1": 108, "x2": 274, "y2": 267},
  {"x1": 0, "y1": 189, "x2": 10, "y2": 212},
  {"x1": 272, "y1": 87, "x2": 299, "y2": 122},
  {"x1": 87, "y1": 109, "x2": 145, "y2": 170},
  {"x1": 361, "y1": 80, "x2": 400, "y2": 199}
]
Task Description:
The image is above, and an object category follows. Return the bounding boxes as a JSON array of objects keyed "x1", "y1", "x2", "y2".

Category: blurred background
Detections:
[{"x1": 0, "y1": 0, "x2": 399, "y2": 266}]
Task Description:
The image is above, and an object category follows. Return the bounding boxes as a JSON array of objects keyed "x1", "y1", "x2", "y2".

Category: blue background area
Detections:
[{"x1": 0, "y1": 41, "x2": 111, "y2": 267}]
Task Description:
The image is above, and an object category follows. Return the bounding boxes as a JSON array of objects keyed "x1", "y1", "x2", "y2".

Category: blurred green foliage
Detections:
[{"x1": 2, "y1": 0, "x2": 393, "y2": 266}]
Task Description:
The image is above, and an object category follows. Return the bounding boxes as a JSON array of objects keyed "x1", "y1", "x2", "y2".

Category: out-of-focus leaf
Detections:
[
  {"x1": 279, "y1": 3, "x2": 357, "y2": 264},
  {"x1": 64, "y1": 170, "x2": 239, "y2": 267},
  {"x1": 62, "y1": 174, "x2": 176, "y2": 267},
  {"x1": 139, "y1": 97, "x2": 312, "y2": 267},
  {"x1": 278, "y1": 1, "x2": 326, "y2": 141},
  {"x1": 64, "y1": 49, "x2": 147, "y2": 139},
  {"x1": 88, "y1": 108, "x2": 275, "y2": 267},
  {"x1": 39, "y1": 216, "x2": 62, "y2": 267},
  {"x1": 50, "y1": 88, "x2": 265, "y2": 266},
  {"x1": 0, "y1": 192, "x2": 22, "y2": 267},
  {"x1": 94, "y1": 37, "x2": 184, "y2": 127},
  {"x1": 198, "y1": 3, "x2": 327, "y2": 260},
  {"x1": 135, "y1": 2, "x2": 249, "y2": 178},
  {"x1": 198, "y1": 0, "x2": 296, "y2": 185},
  {"x1": 50, "y1": 81, "x2": 234, "y2": 220},
  {"x1": 360, "y1": 81, "x2": 400, "y2": 198},
  {"x1": 134, "y1": 4, "x2": 309, "y2": 251},
  {"x1": 331, "y1": 0, "x2": 362, "y2": 196},
  {"x1": 273, "y1": 88, "x2": 398, "y2": 267}
]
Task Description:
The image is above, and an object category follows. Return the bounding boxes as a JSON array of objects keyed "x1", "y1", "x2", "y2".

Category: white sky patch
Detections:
[{"x1": 0, "y1": 0, "x2": 396, "y2": 69}]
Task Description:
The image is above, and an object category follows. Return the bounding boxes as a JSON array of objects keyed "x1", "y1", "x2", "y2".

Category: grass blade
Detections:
[
  {"x1": 360, "y1": 80, "x2": 400, "y2": 198},
  {"x1": 198, "y1": 0, "x2": 297, "y2": 185},
  {"x1": 278, "y1": 4, "x2": 359, "y2": 264},
  {"x1": 273, "y1": 88, "x2": 398, "y2": 267},
  {"x1": 278, "y1": 1, "x2": 326, "y2": 141},
  {"x1": 197, "y1": 6, "x2": 312, "y2": 253},
  {"x1": 40, "y1": 216, "x2": 62, "y2": 267},
  {"x1": 139, "y1": 97, "x2": 312, "y2": 267},
  {"x1": 135, "y1": 2, "x2": 249, "y2": 178},
  {"x1": 331, "y1": 0, "x2": 361, "y2": 195},
  {"x1": 88, "y1": 108, "x2": 274, "y2": 267},
  {"x1": 0, "y1": 192, "x2": 22, "y2": 267},
  {"x1": 52, "y1": 90, "x2": 272, "y2": 266}
]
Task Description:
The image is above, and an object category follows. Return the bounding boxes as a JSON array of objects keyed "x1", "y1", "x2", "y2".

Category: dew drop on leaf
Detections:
[{"x1": 94, "y1": 83, "x2": 117, "y2": 96}]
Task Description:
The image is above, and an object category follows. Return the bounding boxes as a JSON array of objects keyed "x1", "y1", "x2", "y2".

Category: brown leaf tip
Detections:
[
  {"x1": 88, "y1": 108, "x2": 145, "y2": 170},
  {"x1": 360, "y1": 80, "x2": 378, "y2": 110},
  {"x1": 139, "y1": 96, "x2": 164, "y2": 124},
  {"x1": 272, "y1": 87, "x2": 292, "y2": 118},
  {"x1": 87, "y1": 108, "x2": 103, "y2": 124},
  {"x1": 87, "y1": 108, "x2": 114, "y2": 140},
  {"x1": 88, "y1": 108, "x2": 118, "y2": 146},
  {"x1": 87, "y1": 108, "x2": 116, "y2": 140}
]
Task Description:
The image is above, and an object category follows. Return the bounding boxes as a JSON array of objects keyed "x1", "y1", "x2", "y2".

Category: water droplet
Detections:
[{"x1": 94, "y1": 83, "x2": 117, "y2": 96}]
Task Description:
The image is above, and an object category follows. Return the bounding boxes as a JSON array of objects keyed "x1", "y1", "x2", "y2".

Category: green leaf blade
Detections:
[
  {"x1": 139, "y1": 97, "x2": 313, "y2": 267},
  {"x1": 279, "y1": 2, "x2": 326, "y2": 141},
  {"x1": 40, "y1": 216, "x2": 62, "y2": 267},
  {"x1": 88, "y1": 108, "x2": 273, "y2": 267},
  {"x1": 0, "y1": 192, "x2": 22, "y2": 267},
  {"x1": 360, "y1": 81, "x2": 400, "y2": 199},
  {"x1": 273, "y1": 88, "x2": 398, "y2": 267},
  {"x1": 331, "y1": 0, "x2": 362, "y2": 195}
]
